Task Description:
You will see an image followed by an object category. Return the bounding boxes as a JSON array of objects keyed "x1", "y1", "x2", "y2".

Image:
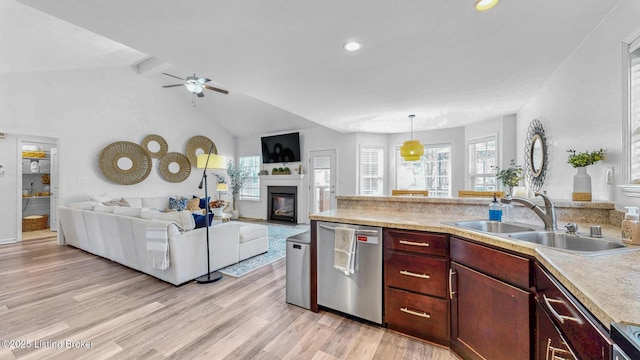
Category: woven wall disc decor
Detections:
[
  {"x1": 141, "y1": 134, "x2": 168, "y2": 158},
  {"x1": 185, "y1": 135, "x2": 217, "y2": 167},
  {"x1": 158, "y1": 152, "x2": 191, "y2": 183},
  {"x1": 99, "y1": 141, "x2": 152, "y2": 185}
]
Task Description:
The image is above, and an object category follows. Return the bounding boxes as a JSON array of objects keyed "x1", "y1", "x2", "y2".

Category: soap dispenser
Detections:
[
  {"x1": 489, "y1": 193, "x2": 502, "y2": 222},
  {"x1": 621, "y1": 206, "x2": 639, "y2": 244}
]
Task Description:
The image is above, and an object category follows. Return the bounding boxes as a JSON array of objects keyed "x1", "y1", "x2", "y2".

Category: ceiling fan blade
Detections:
[
  {"x1": 197, "y1": 92, "x2": 205, "y2": 98},
  {"x1": 162, "y1": 84, "x2": 184, "y2": 88},
  {"x1": 162, "y1": 73, "x2": 185, "y2": 81},
  {"x1": 204, "y1": 85, "x2": 229, "y2": 94}
]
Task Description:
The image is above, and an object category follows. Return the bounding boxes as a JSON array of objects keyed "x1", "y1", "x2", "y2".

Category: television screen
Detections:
[{"x1": 261, "y1": 132, "x2": 301, "y2": 163}]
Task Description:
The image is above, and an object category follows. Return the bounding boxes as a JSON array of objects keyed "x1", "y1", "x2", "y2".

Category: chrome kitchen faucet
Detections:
[{"x1": 501, "y1": 192, "x2": 557, "y2": 231}]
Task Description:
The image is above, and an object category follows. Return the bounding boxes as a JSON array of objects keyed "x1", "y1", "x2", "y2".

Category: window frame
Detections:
[
  {"x1": 395, "y1": 142, "x2": 452, "y2": 198},
  {"x1": 467, "y1": 134, "x2": 498, "y2": 192},
  {"x1": 359, "y1": 145, "x2": 385, "y2": 196},
  {"x1": 238, "y1": 155, "x2": 261, "y2": 201}
]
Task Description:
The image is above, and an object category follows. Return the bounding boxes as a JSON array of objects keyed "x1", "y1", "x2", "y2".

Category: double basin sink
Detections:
[{"x1": 449, "y1": 220, "x2": 638, "y2": 256}]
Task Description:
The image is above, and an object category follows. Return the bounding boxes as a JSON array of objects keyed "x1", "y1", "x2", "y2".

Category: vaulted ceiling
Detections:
[{"x1": 12, "y1": 0, "x2": 622, "y2": 135}]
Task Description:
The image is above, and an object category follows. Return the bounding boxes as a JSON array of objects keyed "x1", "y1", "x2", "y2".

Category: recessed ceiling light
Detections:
[
  {"x1": 344, "y1": 42, "x2": 361, "y2": 51},
  {"x1": 475, "y1": 0, "x2": 499, "y2": 11}
]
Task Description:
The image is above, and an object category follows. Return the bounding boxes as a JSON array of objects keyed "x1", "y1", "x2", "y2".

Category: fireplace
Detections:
[{"x1": 268, "y1": 186, "x2": 297, "y2": 223}]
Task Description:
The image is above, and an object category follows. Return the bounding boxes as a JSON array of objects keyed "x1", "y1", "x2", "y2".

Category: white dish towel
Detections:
[{"x1": 334, "y1": 227, "x2": 356, "y2": 275}]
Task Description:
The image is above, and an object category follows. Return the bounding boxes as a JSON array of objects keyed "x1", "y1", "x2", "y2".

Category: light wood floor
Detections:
[{"x1": 0, "y1": 237, "x2": 458, "y2": 360}]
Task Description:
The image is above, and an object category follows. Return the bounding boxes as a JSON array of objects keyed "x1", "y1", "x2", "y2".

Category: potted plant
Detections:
[
  {"x1": 567, "y1": 149, "x2": 606, "y2": 201},
  {"x1": 494, "y1": 160, "x2": 523, "y2": 197},
  {"x1": 227, "y1": 160, "x2": 249, "y2": 219}
]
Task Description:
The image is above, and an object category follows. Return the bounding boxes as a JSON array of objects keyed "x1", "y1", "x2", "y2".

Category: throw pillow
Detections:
[
  {"x1": 168, "y1": 197, "x2": 188, "y2": 211},
  {"x1": 194, "y1": 195, "x2": 210, "y2": 210},
  {"x1": 192, "y1": 213, "x2": 214, "y2": 229},
  {"x1": 187, "y1": 197, "x2": 202, "y2": 212}
]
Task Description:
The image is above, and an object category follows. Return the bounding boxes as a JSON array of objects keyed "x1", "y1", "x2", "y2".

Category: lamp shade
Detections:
[
  {"x1": 400, "y1": 140, "x2": 424, "y2": 161},
  {"x1": 216, "y1": 183, "x2": 228, "y2": 192},
  {"x1": 197, "y1": 153, "x2": 226, "y2": 169}
]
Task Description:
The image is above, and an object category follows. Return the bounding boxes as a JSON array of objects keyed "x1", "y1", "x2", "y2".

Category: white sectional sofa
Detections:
[{"x1": 58, "y1": 199, "x2": 268, "y2": 285}]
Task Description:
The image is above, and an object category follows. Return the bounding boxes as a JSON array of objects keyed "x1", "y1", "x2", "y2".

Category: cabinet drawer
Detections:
[
  {"x1": 384, "y1": 229, "x2": 447, "y2": 256},
  {"x1": 450, "y1": 237, "x2": 530, "y2": 290},
  {"x1": 385, "y1": 252, "x2": 447, "y2": 298},
  {"x1": 535, "y1": 264, "x2": 612, "y2": 359},
  {"x1": 386, "y1": 287, "x2": 449, "y2": 345}
]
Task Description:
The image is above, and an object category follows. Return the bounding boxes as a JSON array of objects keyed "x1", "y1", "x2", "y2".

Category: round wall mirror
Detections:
[
  {"x1": 525, "y1": 120, "x2": 548, "y2": 192},
  {"x1": 140, "y1": 134, "x2": 168, "y2": 158}
]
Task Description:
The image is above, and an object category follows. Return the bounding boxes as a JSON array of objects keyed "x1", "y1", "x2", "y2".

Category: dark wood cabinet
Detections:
[
  {"x1": 535, "y1": 300, "x2": 577, "y2": 360},
  {"x1": 534, "y1": 263, "x2": 612, "y2": 360},
  {"x1": 450, "y1": 237, "x2": 533, "y2": 360},
  {"x1": 384, "y1": 229, "x2": 449, "y2": 345}
]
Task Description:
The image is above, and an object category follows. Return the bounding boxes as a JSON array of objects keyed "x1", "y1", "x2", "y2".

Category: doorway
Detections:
[
  {"x1": 309, "y1": 149, "x2": 337, "y2": 215},
  {"x1": 19, "y1": 136, "x2": 59, "y2": 241}
]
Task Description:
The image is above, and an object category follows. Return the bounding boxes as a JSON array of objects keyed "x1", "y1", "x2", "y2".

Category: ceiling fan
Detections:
[{"x1": 162, "y1": 73, "x2": 229, "y2": 97}]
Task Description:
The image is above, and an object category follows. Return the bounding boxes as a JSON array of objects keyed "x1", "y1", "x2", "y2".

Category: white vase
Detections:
[{"x1": 572, "y1": 167, "x2": 592, "y2": 201}]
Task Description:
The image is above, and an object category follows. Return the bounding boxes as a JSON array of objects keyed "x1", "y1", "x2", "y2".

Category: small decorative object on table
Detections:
[
  {"x1": 209, "y1": 199, "x2": 225, "y2": 216},
  {"x1": 567, "y1": 149, "x2": 605, "y2": 201}
]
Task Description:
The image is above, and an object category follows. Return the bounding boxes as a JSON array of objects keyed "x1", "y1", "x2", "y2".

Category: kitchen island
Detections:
[{"x1": 309, "y1": 195, "x2": 640, "y2": 359}]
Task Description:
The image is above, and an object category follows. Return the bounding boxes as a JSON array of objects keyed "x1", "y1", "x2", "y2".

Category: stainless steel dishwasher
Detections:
[{"x1": 316, "y1": 221, "x2": 383, "y2": 324}]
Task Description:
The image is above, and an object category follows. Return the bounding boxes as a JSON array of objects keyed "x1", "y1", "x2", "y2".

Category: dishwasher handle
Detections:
[{"x1": 318, "y1": 224, "x2": 379, "y2": 236}]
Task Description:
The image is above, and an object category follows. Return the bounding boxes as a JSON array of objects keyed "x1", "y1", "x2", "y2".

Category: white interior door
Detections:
[{"x1": 309, "y1": 149, "x2": 337, "y2": 215}]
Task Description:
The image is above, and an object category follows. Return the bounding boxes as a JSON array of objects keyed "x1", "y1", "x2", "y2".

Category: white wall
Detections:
[
  {"x1": 236, "y1": 125, "x2": 356, "y2": 222},
  {"x1": 517, "y1": 0, "x2": 640, "y2": 208},
  {"x1": 0, "y1": 65, "x2": 306, "y2": 238}
]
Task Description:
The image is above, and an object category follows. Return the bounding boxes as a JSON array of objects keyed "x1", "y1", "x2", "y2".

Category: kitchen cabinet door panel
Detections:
[{"x1": 451, "y1": 262, "x2": 531, "y2": 360}]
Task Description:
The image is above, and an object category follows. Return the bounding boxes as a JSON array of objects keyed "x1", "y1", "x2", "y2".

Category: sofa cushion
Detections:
[
  {"x1": 139, "y1": 210, "x2": 195, "y2": 231},
  {"x1": 67, "y1": 200, "x2": 100, "y2": 210},
  {"x1": 238, "y1": 223, "x2": 268, "y2": 243},
  {"x1": 123, "y1": 197, "x2": 143, "y2": 208},
  {"x1": 193, "y1": 196, "x2": 210, "y2": 210},
  {"x1": 142, "y1": 196, "x2": 170, "y2": 211},
  {"x1": 113, "y1": 207, "x2": 143, "y2": 217},
  {"x1": 103, "y1": 197, "x2": 129, "y2": 207},
  {"x1": 93, "y1": 205, "x2": 116, "y2": 213}
]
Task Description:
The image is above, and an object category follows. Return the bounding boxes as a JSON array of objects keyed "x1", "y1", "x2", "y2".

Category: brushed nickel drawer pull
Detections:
[
  {"x1": 400, "y1": 307, "x2": 431, "y2": 319},
  {"x1": 400, "y1": 270, "x2": 430, "y2": 279},
  {"x1": 542, "y1": 294, "x2": 581, "y2": 324},
  {"x1": 399, "y1": 240, "x2": 430, "y2": 247}
]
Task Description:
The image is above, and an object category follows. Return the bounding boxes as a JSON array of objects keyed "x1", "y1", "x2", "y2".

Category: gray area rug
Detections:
[{"x1": 218, "y1": 224, "x2": 308, "y2": 277}]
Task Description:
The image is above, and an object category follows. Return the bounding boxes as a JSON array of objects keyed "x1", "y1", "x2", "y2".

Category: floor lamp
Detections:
[{"x1": 195, "y1": 148, "x2": 226, "y2": 284}]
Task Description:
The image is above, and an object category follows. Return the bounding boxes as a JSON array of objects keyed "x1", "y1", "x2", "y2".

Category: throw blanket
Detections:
[
  {"x1": 146, "y1": 222, "x2": 170, "y2": 270},
  {"x1": 334, "y1": 227, "x2": 356, "y2": 275}
]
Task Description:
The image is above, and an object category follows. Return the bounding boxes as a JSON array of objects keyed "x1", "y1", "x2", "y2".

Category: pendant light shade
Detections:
[{"x1": 400, "y1": 115, "x2": 424, "y2": 161}]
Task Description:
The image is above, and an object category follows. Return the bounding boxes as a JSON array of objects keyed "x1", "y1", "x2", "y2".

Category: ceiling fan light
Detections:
[{"x1": 185, "y1": 82, "x2": 202, "y2": 94}]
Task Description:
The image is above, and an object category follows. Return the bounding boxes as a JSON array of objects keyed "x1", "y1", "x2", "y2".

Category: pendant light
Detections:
[{"x1": 400, "y1": 114, "x2": 424, "y2": 161}]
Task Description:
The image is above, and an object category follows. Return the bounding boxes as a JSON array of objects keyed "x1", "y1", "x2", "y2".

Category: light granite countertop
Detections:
[{"x1": 310, "y1": 209, "x2": 640, "y2": 330}]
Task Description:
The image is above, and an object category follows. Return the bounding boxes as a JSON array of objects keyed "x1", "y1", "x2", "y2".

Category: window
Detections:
[
  {"x1": 623, "y1": 30, "x2": 640, "y2": 196},
  {"x1": 359, "y1": 147, "x2": 384, "y2": 195},
  {"x1": 396, "y1": 144, "x2": 451, "y2": 197},
  {"x1": 468, "y1": 136, "x2": 497, "y2": 191},
  {"x1": 239, "y1": 155, "x2": 260, "y2": 200}
]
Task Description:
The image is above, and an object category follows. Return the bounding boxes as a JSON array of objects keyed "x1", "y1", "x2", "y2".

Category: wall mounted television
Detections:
[{"x1": 261, "y1": 132, "x2": 301, "y2": 163}]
